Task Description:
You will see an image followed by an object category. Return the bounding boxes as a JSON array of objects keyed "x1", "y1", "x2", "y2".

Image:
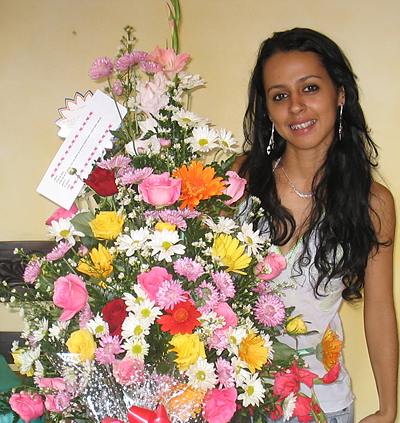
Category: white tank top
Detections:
[{"x1": 268, "y1": 233, "x2": 354, "y2": 412}]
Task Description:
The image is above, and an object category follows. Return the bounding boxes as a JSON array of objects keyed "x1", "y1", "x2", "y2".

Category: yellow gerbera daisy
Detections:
[
  {"x1": 76, "y1": 243, "x2": 113, "y2": 280},
  {"x1": 212, "y1": 233, "x2": 251, "y2": 274},
  {"x1": 239, "y1": 330, "x2": 269, "y2": 373}
]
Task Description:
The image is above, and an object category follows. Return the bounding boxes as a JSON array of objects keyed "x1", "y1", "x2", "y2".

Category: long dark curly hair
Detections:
[{"x1": 239, "y1": 28, "x2": 385, "y2": 300}]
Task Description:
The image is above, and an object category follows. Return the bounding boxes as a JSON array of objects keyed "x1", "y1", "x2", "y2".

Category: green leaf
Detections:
[{"x1": 71, "y1": 212, "x2": 95, "y2": 237}]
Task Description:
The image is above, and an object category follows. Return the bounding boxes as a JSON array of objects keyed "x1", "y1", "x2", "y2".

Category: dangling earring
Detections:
[
  {"x1": 338, "y1": 104, "x2": 344, "y2": 141},
  {"x1": 267, "y1": 122, "x2": 274, "y2": 155}
]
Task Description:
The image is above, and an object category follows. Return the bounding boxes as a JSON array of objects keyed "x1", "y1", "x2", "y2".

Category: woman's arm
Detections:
[{"x1": 360, "y1": 182, "x2": 398, "y2": 423}]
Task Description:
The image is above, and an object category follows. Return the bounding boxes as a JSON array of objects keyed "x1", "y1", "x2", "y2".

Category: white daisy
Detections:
[
  {"x1": 261, "y1": 333, "x2": 274, "y2": 361},
  {"x1": 138, "y1": 116, "x2": 158, "y2": 134},
  {"x1": 185, "y1": 126, "x2": 219, "y2": 153},
  {"x1": 148, "y1": 229, "x2": 186, "y2": 262},
  {"x1": 172, "y1": 110, "x2": 208, "y2": 128},
  {"x1": 186, "y1": 357, "x2": 217, "y2": 391},
  {"x1": 218, "y1": 128, "x2": 237, "y2": 154},
  {"x1": 48, "y1": 321, "x2": 70, "y2": 340},
  {"x1": 226, "y1": 326, "x2": 247, "y2": 356},
  {"x1": 177, "y1": 71, "x2": 205, "y2": 90},
  {"x1": 31, "y1": 318, "x2": 48, "y2": 343},
  {"x1": 46, "y1": 218, "x2": 84, "y2": 246},
  {"x1": 122, "y1": 336, "x2": 149, "y2": 359},
  {"x1": 18, "y1": 346, "x2": 41, "y2": 375},
  {"x1": 86, "y1": 314, "x2": 109, "y2": 338},
  {"x1": 231, "y1": 357, "x2": 251, "y2": 386},
  {"x1": 237, "y1": 222, "x2": 266, "y2": 256},
  {"x1": 34, "y1": 359, "x2": 44, "y2": 378},
  {"x1": 123, "y1": 287, "x2": 149, "y2": 311},
  {"x1": 237, "y1": 372, "x2": 265, "y2": 407},
  {"x1": 116, "y1": 228, "x2": 150, "y2": 256},
  {"x1": 130, "y1": 297, "x2": 162, "y2": 325},
  {"x1": 282, "y1": 392, "x2": 297, "y2": 421},
  {"x1": 203, "y1": 216, "x2": 238, "y2": 235},
  {"x1": 121, "y1": 312, "x2": 151, "y2": 339}
]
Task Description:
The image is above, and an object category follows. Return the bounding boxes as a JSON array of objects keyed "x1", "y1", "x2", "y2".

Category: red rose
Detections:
[
  {"x1": 84, "y1": 167, "x2": 118, "y2": 197},
  {"x1": 102, "y1": 298, "x2": 128, "y2": 337}
]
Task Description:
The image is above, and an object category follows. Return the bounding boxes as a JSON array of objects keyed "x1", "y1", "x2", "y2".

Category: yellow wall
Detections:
[{"x1": 1, "y1": 0, "x2": 399, "y2": 420}]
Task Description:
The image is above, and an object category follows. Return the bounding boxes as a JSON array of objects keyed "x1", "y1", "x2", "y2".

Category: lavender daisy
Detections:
[
  {"x1": 117, "y1": 167, "x2": 153, "y2": 186},
  {"x1": 46, "y1": 241, "x2": 73, "y2": 262},
  {"x1": 196, "y1": 281, "x2": 219, "y2": 314},
  {"x1": 156, "y1": 279, "x2": 187, "y2": 309},
  {"x1": 211, "y1": 271, "x2": 235, "y2": 301},
  {"x1": 216, "y1": 357, "x2": 236, "y2": 389},
  {"x1": 97, "y1": 155, "x2": 131, "y2": 170},
  {"x1": 23, "y1": 259, "x2": 41, "y2": 284},
  {"x1": 254, "y1": 294, "x2": 286, "y2": 327},
  {"x1": 95, "y1": 334, "x2": 125, "y2": 365},
  {"x1": 174, "y1": 257, "x2": 204, "y2": 282},
  {"x1": 89, "y1": 57, "x2": 114, "y2": 79},
  {"x1": 115, "y1": 51, "x2": 148, "y2": 72}
]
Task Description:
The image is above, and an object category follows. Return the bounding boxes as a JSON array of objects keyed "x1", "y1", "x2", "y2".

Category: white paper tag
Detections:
[{"x1": 37, "y1": 90, "x2": 127, "y2": 209}]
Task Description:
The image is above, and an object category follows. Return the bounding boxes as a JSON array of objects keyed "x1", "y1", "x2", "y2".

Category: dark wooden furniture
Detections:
[{"x1": 0, "y1": 241, "x2": 53, "y2": 363}]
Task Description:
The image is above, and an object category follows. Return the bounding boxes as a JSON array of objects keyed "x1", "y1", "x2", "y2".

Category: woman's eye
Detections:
[
  {"x1": 273, "y1": 93, "x2": 288, "y2": 102},
  {"x1": 304, "y1": 84, "x2": 319, "y2": 93}
]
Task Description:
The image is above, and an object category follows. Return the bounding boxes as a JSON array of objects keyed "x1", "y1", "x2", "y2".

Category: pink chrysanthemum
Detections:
[
  {"x1": 89, "y1": 57, "x2": 114, "y2": 80},
  {"x1": 95, "y1": 334, "x2": 125, "y2": 365},
  {"x1": 23, "y1": 259, "x2": 41, "y2": 284},
  {"x1": 140, "y1": 60, "x2": 160, "y2": 74},
  {"x1": 112, "y1": 79, "x2": 123, "y2": 96},
  {"x1": 207, "y1": 331, "x2": 229, "y2": 353},
  {"x1": 159, "y1": 210, "x2": 187, "y2": 230},
  {"x1": 253, "y1": 280, "x2": 272, "y2": 295},
  {"x1": 115, "y1": 51, "x2": 148, "y2": 72},
  {"x1": 97, "y1": 155, "x2": 131, "y2": 170},
  {"x1": 179, "y1": 208, "x2": 202, "y2": 219},
  {"x1": 211, "y1": 271, "x2": 235, "y2": 301},
  {"x1": 196, "y1": 281, "x2": 220, "y2": 314},
  {"x1": 173, "y1": 257, "x2": 204, "y2": 282},
  {"x1": 117, "y1": 167, "x2": 153, "y2": 186},
  {"x1": 156, "y1": 279, "x2": 187, "y2": 310},
  {"x1": 46, "y1": 242, "x2": 73, "y2": 262},
  {"x1": 79, "y1": 304, "x2": 94, "y2": 329},
  {"x1": 254, "y1": 294, "x2": 286, "y2": 327},
  {"x1": 216, "y1": 357, "x2": 236, "y2": 389}
]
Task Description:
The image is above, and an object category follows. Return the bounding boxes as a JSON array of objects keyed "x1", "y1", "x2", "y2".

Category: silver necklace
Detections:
[{"x1": 274, "y1": 157, "x2": 314, "y2": 198}]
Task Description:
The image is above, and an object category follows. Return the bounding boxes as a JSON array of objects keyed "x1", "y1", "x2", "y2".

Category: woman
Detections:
[{"x1": 237, "y1": 28, "x2": 398, "y2": 422}]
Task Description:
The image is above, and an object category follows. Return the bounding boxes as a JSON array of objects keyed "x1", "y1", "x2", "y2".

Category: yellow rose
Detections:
[
  {"x1": 168, "y1": 333, "x2": 206, "y2": 371},
  {"x1": 89, "y1": 211, "x2": 124, "y2": 240},
  {"x1": 77, "y1": 243, "x2": 113, "y2": 279},
  {"x1": 286, "y1": 316, "x2": 308, "y2": 335},
  {"x1": 66, "y1": 329, "x2": 96, "y2": 362}
]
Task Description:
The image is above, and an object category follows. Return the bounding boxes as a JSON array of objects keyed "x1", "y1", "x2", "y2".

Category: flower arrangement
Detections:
[{"x1": 0, "y1": 2, "x2": 342, "y2": 423}]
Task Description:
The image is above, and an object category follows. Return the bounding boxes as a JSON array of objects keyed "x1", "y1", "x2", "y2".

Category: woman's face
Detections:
[{"x1": 263, "y1": 50, "x2": 344, "y2": 156}]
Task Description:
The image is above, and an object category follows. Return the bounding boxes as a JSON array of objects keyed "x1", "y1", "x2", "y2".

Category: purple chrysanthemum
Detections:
[
  {"x1": 196, "y1": 281, "x2": 220, "y2": 314},
  {"x1": 174, "y1": 257, "x2": 204, "y2": 282},
  {"x1": 156, "y1": 279, "x2": 187, "y2": 310},
  {"x1": 23, "y1": 259, "x2": 41, "y2": 284},
  {"x1": 95, "y1": 334, "x2": 124, "y2": 365},
  {"x1": 211, "y1": 271, "x2": 235, "y2": 301},
  {"x1": 89, "y1": 57, "x2": 114, "y2": 80},
  {"x1": 179, "y1": 208, "x2": 202, "y2": 219},
  {"x1": 158, "y1": 210, "x2": 187, "y2": 230},
  {"x1": 97, "y1": 155, "x2": 131, "y2": 170},
  {"x1": 140, "y1": 60, "x2": 160, "y2": 74},
  {"x1": 216, "y1": 357, "x2": 235, "y2": 389},
  {"x1": 115, "y1": 51, "x2": 148, "y2": 72},
  {"x1": 117, "y1": 167, "x2": 153, "y2": 185},
  {"x1": 254, "y1": 294, "x2": 286, "y2": 327},
  {"x1": 46, "y1": 241, "x2": 73, "y2": 262}
]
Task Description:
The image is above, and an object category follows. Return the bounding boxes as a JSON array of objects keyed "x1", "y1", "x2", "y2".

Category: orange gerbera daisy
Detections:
[
  {"x1": 316, "y1": 325, "x2": 343, "y2": 371},
  {"x1": 173, "y1": 161, "x2": 226, "y2": 211}
]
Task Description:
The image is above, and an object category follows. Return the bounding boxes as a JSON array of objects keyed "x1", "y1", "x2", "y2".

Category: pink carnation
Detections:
[{"x1": 89, "y1": 57, "x2": 114, "y2": 79}]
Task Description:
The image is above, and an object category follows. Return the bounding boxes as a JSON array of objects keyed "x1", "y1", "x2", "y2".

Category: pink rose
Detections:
[
  {"x1": 214, "y1": 302, "x2": 238, "y2": 330},
  {"x1": 203, "y1": 387, "x2": 237, "y2": 423},
  {"x1": 223, "y1": 171, "x2": 247, "y2": 206},
  {"x1": 113, "y1": 357, "x2": 145, "y2": 386},
  {"x1": 53, "y1": 274, "x2": 89, "y2": 321},
  {"x1": 46, "y1": 204, "x2": 78, "y2": 226},
  {"x1": 137, "y1": 266, "x2": 173, "y2": 302},
  {"x1": 139, "y1": 172, "x2": 181, "y2": 207},
  {"x1": 36, "y1": 377, "x2": 66, "y2": 390},
  {"x1": 255, "y1": 252, "x2": 287, "y2": 281},
  {"x1": 9, "y1": 392, "x2": 44, "y2": 423}
]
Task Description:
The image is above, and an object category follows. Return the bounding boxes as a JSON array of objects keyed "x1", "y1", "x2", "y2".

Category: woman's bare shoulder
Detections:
[{"x1": 370, "y1": 181, "x2": 396, "y2": 240}]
